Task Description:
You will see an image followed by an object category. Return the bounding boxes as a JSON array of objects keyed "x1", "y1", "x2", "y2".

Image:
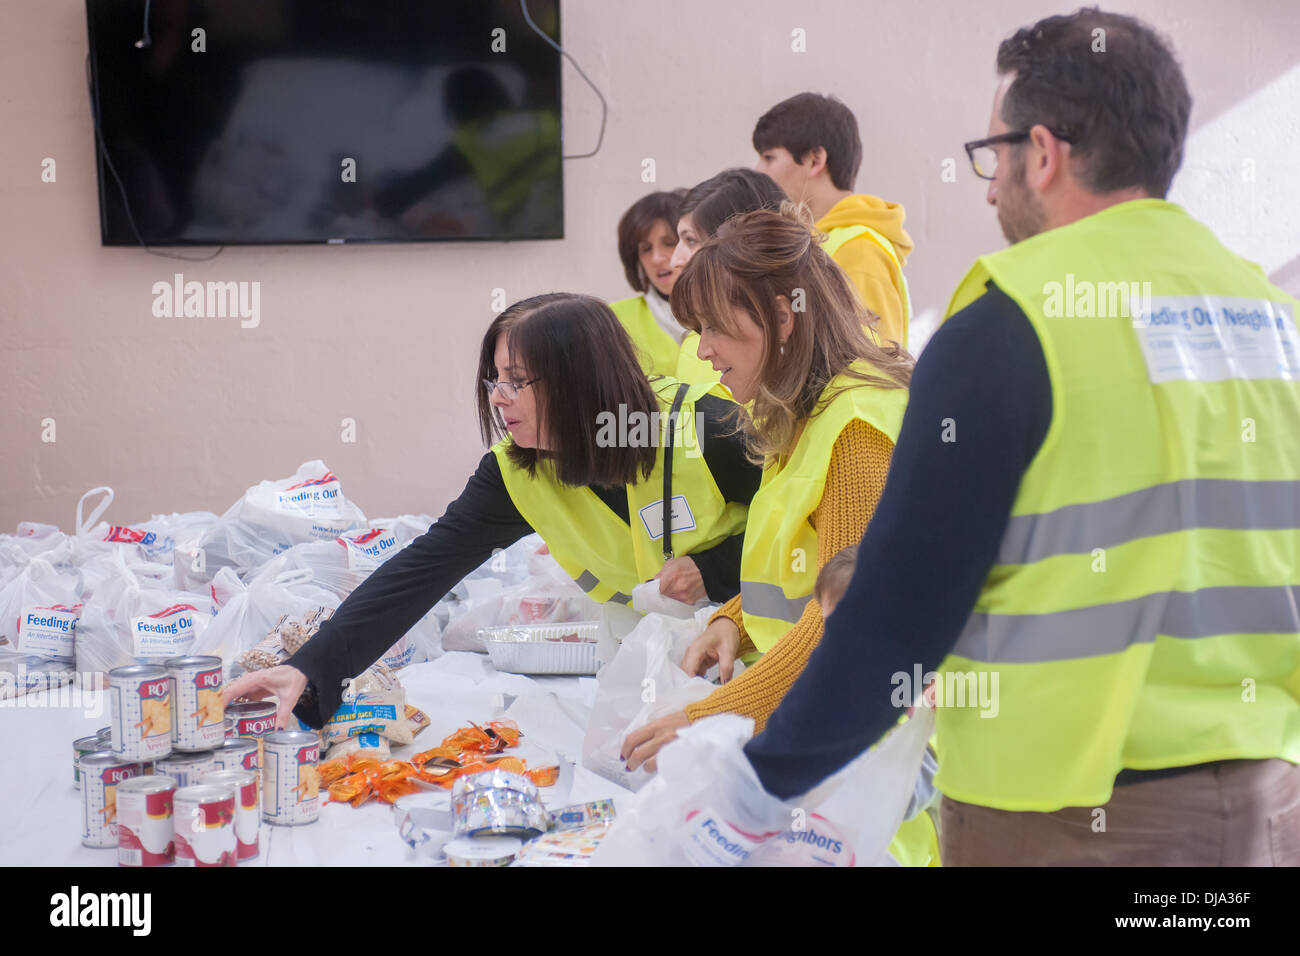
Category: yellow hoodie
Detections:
[{"x1": 816, "y1": 195, "x2": 913, "y2": 349}]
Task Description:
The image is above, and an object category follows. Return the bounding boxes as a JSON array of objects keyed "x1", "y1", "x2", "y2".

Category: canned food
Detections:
[
  {"x1": 224, "y1": 717, "x2": 236, "y2": 738},
  {"x1": 200, "y1": 770, "x2": 259, "y2": 861},
  {"x1": 155, "y1": 751, "x2": 216, "y2": 789},
  {"x1": 172, "y1": 784, "x2": 236, "y2": 867},
  {"x1": 116, "y1": 775, "x2": 176, "y2": 867},
  {"x1": 73, "y1": 736, "x2": 100, "y2": 789},
  {"x1": 96, "y1": 726, "x2": 113, "y2": 744},
  {"x1": 444, "y1": 836, "x2": 521, "y2": 867},
  {"x1": 261, "y1": 730, "x2": 320, "y2": 826},
  {"x1": 80, "y1": 751, "x2": 142, "y2": 848},
  {"x1": 211, "y1": 737, "x2": 259, "y2": 773},
  {"x1": 166, "y1": 656, "x2": 224, "y2": 752},
  {"x1": 109, "y1": 664, "x2": 172, "y2": 762},
  {"x1": 227, "y1": 699, "x2": 278, "y2": 769},
  {"x1": 451, "y1": 770, "x2": 549, "y2": 839}
]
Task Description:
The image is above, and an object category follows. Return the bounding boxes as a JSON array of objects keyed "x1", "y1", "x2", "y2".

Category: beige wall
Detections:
[{"x1": 3, "y1": 0, "x2": 1297, "y2": 531}]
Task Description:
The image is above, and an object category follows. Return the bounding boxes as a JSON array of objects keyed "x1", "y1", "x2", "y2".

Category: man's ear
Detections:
[
  {"x1": 1026, "y1": 124, "x2": 1069, "y2": 192},
  {"x1": 803, "y1": 145, "x2": 830, "y2": 179}
]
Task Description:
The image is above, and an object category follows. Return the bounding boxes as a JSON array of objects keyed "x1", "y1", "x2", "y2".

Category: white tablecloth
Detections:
[{"x1": 0, "y1": 653, "x2": 630, "y2": 866}]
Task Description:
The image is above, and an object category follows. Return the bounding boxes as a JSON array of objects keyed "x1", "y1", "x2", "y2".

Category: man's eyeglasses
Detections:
[
  {"x1": 964, "y1": 128, "x2": 1076, "y2": 180},
  {"x1": 482, "y1": 377, "x2": 541, "y2": 401}
]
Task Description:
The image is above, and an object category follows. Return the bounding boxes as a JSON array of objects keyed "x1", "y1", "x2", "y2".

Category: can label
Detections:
[
  {"x1": 211, "y1": 740, "x2": 260, "y2": 774},
  {"x1": 228, "y1": 778, "x2": 260, "y2": 860},
  {"x1": 173, "y1": 792, "x2": 236, "y2": 867},
  {"x1": 155, "y1": 753, "x2": 216, "y2": 789},
  {"x1": 72, "y1": 738, "x2": 100, "y2": 790},
  {"x1": 262, "y1": 740, "x2": 320, "y2": 825},
  {"x1": 117, "y1": 785, "x2": 175, "y2": 867},
  {"x1": 110, "y1": 673, "x2": 172, "y2": 762},
  {"x1": 82, "y1": 761, "x2": 142, "y2": 849},
  {"x1": 170, "y1": 663, "x2": 224, "y2": 751}
]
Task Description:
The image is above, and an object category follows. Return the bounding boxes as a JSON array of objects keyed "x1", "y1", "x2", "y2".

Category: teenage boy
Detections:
[{"x1": 754, "y1": 93, "x2": 913, "y2": 348}]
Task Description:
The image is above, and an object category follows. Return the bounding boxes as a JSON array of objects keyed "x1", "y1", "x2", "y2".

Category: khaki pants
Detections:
[{"x1": 940, "y1": 759, "x2": 1300, "y2": 866}]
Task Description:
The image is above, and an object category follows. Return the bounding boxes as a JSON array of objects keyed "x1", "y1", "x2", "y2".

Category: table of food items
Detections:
[{"x1": 1, "y1": 460, "x2": 932, "y2": 868}]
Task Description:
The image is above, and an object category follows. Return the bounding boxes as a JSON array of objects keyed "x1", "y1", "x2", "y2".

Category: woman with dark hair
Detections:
[
  {"x1": 609, "y1": 190, "x2": 718, "y2": 383},
  {"x1": 224, "y1": 293, "x2": 760, "y2": 729},
  {"x1": 620, "y1": 205, "x2": 940, "y2": 866},
  {"x1": 668, "y1": 168, "x2": 787, "y2": 272}
]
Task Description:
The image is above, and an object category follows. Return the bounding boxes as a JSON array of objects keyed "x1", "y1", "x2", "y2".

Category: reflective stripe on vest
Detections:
[
  {"x1": 934, "y1": 198, "x2": 1300, "y2": 813},
  {"x1": 824, "y1": 223, "x2": 913, "y2": 348},
  {"x1": 739, "y1": 362, "x2": 908, "y2": 653},
  {"x1": 496, "y1": 377, "x2": 747, "y2": 606}
]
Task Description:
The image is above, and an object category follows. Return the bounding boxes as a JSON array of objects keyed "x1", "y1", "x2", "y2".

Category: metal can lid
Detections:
[
  {"x1": 443, "y1": 837, "x2": 521, "y2": 865},
  {"x1": 118, "y1": 774, "x2": 177, "y2": 794},
  {"x1": 264, "y1": 730, "x2": 320, "y2": 747},
  {"x1": 217, "y1": 737, "x2": 258, "y2": 752},
  {"x1": 164, "y1": 655, "x2": 223, "y2": 670},
  {"x1": 79, "y1": 750, "x2": 136, "y2": 769},
  {"x1": 199, "y1": 770, "x2": 257, "y2": 786},
  {"x1": 452, "y1": 769, "x2": 538, "y2": 798},
  {"x1": 95, "y1": 726, "x2": 113, "y2": 740},
  {"x1": 157, "y1": 752, "x2": 214, "y2": 765},
  {"x1": 174, "y1": 784, "x2": 236, "y2": 803},
  {"x1": 108, "y1": 664, "x2": 168, "y2": 680},
  {"x1": 226, "y1": 700, "x2": 277, "y2": 718},
  {"x1": 73, "y1": 735, "x2": 102, "y2": 751}
]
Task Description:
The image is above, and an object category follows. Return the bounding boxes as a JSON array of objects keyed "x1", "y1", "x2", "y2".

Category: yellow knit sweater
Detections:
[{"x1": 683, "y1": 418, "x2": 894, "y2": 732}]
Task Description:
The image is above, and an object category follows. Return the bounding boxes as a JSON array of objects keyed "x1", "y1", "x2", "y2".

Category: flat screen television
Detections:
[{"x1": 86, "y1": 0, "x2": 563, "y2": 245}]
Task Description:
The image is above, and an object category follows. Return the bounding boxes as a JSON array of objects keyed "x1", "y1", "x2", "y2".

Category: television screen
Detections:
[{"x1": 86, "y1": 0, "x2": 563, "y2": 245}]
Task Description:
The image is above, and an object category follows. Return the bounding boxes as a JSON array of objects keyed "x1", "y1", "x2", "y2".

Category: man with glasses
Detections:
[{"x1": 716, "y1": 7, "x2": 1300, "y2": 866}]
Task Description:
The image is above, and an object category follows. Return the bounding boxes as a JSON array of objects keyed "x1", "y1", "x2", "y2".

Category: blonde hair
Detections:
[{"x1": 671, "y1": 202, "x2": 913, "y2": 464}]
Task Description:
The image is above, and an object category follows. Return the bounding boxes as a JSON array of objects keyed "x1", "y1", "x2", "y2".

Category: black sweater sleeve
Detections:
[
  {"x1": 744, "y1": 284, "x2": 1052, "y2": 798},
  {"x1": 287, "y1": 451, "x2": 532, "y2": 726},
  {"x1": 680, "y1": 393, "x2": 761, "y2": 601}
]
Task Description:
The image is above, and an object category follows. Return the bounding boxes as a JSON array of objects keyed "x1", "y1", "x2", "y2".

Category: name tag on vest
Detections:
[
  {"x1": 1134, "y1": 295, "x2": 1300, "y2": 383},
  {"x1": 638, "y1": 495, "x2": 697, "y2": 541}
]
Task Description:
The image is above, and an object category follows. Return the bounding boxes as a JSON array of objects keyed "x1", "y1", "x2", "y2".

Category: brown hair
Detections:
[
  {"x1": 752, "y1": 93, "x2": 863, "y2": 192},
  {"x1": 616, "y1": 190, "x2": 687, "y2": 294},
  {"x1": 679, "y1": 168, "x2": 786, "y2": 239},
  {"x1": 672, "y1": 203, "x2": 912, "y2": 463},
  {"x1": 815, "y1": 546, "x2": 857, "y2": 609},
  {"x1": 476, "y1": 293, "x2": 658, "y2": 486},
  {"x1": 996, "y1": 8, "x2": 1190, "y2": 198}
]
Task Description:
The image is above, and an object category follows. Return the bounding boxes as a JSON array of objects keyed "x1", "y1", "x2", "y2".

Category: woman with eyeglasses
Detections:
[{"x1": 223, "y1": 292, "x2": 761, "y2": 729}]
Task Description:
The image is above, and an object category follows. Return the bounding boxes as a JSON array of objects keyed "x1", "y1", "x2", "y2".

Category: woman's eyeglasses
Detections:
[
  {"x1": 482, "y1": 377, "x2": 541, "y2": 401},
  {"x1": 963, "y1": 128, "x2": 1076, "y2": 180}
]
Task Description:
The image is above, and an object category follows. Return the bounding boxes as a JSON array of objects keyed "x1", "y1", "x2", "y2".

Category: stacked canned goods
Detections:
[
  {"x1": 200, "y1": 770, "x2": 260, "y2": 860},
  {"x1": 117, "y1": 775, "x2": 177, "y2": 866},
  {"x1": 261, "y1": 730, "x2": 321, "y2": 826}
]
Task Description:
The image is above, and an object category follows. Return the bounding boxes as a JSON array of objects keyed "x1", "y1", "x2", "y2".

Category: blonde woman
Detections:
[{"x1": 620, "y1": 206, "x2": 940, "y2": 865}]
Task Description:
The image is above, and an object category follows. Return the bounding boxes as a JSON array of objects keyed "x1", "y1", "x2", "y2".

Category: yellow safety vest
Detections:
[
  {"x1": 824, "y1": 224, "x2": 913, "y2": 350},
  {"x1": 936, "y1": 198, "x2": 1300, "y2": 812},
  {"x1": 609, "y1": 295, "x2": 721, "y2": 386},
  {"x1": 495, "y1": 377, "x2": 748, "y2": 605},
  {"x1": 739, "y1": 362, "x2": 908, "y2": 654}
]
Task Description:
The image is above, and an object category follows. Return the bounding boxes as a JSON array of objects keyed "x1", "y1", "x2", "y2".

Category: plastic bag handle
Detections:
[
  {"x1": 76, "y1": 487, "x2": 115, "y2": 537},
  {"x1": 273, "y1": 568, "x2": 315, "y2": 587}
]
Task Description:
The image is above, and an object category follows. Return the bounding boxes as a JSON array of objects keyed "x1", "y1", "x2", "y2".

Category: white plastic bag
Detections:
[
  {"x1": 440, "y1": 544, "x2": 600, "y2": 653},
  {"x1": 190, "y1": 566, "x2": 338, "y2": 673},
  {"x1": 592, "y1": 705, "x2": 935, "y2": 867},
  {"x1": 209, "y1": 460, "x2": 368, "y2": 573},
  {"x1": 581, "y1": 606, "x2": 720, "y2": 792},
  {"x1": 0, "y1": 558, "x2": 83, "y2": 663}
]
